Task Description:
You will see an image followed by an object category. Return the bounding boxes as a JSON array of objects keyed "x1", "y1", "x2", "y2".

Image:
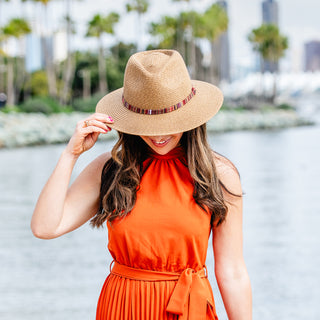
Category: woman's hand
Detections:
[{"x1": 66, "y1": 113, "x2": 113, "y2": 157}]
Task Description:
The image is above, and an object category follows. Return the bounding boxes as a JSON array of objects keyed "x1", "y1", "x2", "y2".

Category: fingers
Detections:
[
  {"x1": 87, "y1": 113, "x2": 114, "y2": 125},
  {"x1": 81, "y1": 125, "x2": 109, "y2": 135},
  {"x1": 83, "y1": 119, "x2": 111, "y2": 132},
  {"x1": 66, "y1": 114, "x2": 114, "y2": 156},
  {"x1": 78, "y1": 113, "x2": 114, "y2": 133}
]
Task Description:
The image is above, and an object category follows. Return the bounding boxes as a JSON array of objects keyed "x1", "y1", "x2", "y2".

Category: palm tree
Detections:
[
  {"x1": 60, "y1": 0, "x2": 76, "y2": 105},
  {"x1": 2, "y1": 17, "x2": 31, "y2": 105},
  {"x1": 202, "y1": 3, "x2": 228, "y2": 84},
  {"x1": 248, "y1": 24, "x2": 288, "y2": 103},
  {"x1": 171, "y1": 0, "x2": 207, "y2": 58},
  {"x1": 0, "y1": 30, "x2": 8, "y2": 98},
  {"x1": 171, "y1": 0, "x2": 191, "y2": 58},
  {"x1": 178, "y1": 10, "x2": 203, "y2": 78},
  {"x1": 0, "y1": 31, "x2": 5, "y2": 55},
  {"x1": 86, "y1": 12, "x2": 119, "y2": 94},
  {"x1": 0, "y1": 0, "x2": 11, "y2": 94},
  {"x1": 149, "y1": 15, "x2": 178, "y2": 50},
  {"x1": 126, "y1": 0, "x2": 149, "y2": 51},
  {"x1": 24, "y1": 0, "x2": 57, "y2": 98},
  {"x1": 150, "y1": 11, "x2": 201, "y2": 78}
]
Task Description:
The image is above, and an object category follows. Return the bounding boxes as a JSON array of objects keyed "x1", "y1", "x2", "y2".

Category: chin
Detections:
[
  {"x1": 140, "y1": 133, "x2": 183, "y2": 155},
  {"x1": 150, "y1": 146, "x2": 172, "y2": 155}
]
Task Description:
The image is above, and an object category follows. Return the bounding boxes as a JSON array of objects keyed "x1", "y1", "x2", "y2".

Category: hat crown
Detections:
[{"x1": 123, "y1": 50, "x2": 192, "y2": 110}]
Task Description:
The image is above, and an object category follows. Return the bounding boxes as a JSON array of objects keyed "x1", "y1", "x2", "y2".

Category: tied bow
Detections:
[{"x1": 166, "y1": 268, "x2": 215, "y2": 320}]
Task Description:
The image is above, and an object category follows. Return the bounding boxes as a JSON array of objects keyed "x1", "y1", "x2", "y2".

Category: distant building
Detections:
[
  {"x1": 25, "y1": 31, "x2": 67, "y2": 73},
  {"x1": 262, "y1": 0, "x2": 278, "y2": 25},
  {"x1": 25, "y1": 34, "x2": 53, "y2": 72},
  {"x1": 25, "y1": 34, "x2": 43, "y2": 72},
  {"x1": 212, "y1": 0, "x2": 231, "y2": 82},
  {"x1": 305, "y1": 41, "x2": 320, "y2": 72},
  {"x1": 261, "y1": 0, "x2": 279, "y2": 73}
]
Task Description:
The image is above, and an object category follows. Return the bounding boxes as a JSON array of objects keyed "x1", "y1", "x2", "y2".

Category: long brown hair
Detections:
[{"x1": 90, "y1": 124, "x2": 236, "y2": 228}]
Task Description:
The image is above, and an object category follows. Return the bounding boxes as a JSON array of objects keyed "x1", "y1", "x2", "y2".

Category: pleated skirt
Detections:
[
  {"x1": 96, "y1": 274, "x2": 218, "y2": 320},
  {"x1": 96, "y1": 273, "x2": 179, "y2": 320}
]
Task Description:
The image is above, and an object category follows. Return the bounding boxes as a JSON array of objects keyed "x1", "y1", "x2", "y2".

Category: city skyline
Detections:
[
  {"x1": 213, "y1": 0, "x2": 231, "y2": 81},
  {"x1": 1, "y1": 0, "x2": 319, "y2": 76},
  {"x1": 305, "y1": 40, "x2": 320, "y2": 72},
  {"x1": 262, "y1": 0, "x2": 279, "y2": 73}
]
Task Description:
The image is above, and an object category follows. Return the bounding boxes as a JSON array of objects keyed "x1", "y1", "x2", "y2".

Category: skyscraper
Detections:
[
  {"x1": 25, "y1": 34, "x2": 43, "y2": 72},
  {"x1": 305, "y1": 41, "x2": 320, "y2": 72},
  {"x1": 261, "y1": 0, "x2": 279, "y2": 72},
  {"x1": 262, "y1": 0, "x2": 279, "y2": 24},
  {"x1": 213, "y1": 0, "x2": 231, "y2": 82}
]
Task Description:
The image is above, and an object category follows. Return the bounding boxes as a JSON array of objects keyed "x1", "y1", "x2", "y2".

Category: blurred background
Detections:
[{"x1": 0, "y1": 0, "x2": 319, "y2": 319}]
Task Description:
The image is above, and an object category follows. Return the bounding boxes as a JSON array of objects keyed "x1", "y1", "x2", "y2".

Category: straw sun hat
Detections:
[{"x1": 96, "y1": 49, "x2": 223, "y2": 136}]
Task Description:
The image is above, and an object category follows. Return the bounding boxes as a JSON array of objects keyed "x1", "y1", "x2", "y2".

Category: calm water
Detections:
[{"x1": 0, "y1": 122, "x2": 319, "y2": 319}]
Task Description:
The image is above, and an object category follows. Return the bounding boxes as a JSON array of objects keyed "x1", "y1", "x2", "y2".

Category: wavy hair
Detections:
[{"x1": 90, "y1": 124, "x2": 238, "y2": 228}]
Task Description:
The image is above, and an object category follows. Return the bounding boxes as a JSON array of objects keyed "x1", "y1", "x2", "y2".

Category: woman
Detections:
[{"x1": 31, "y1": 50, "x2": 252, "y2": 319}]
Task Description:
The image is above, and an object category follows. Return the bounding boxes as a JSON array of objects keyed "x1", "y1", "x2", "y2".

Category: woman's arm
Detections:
[
  {"x1": 31, "y1": 113, "x2": 113, "y2": 239},
  {"x1": 213, "y1": 160, "x2": 252, "y2": 320}
]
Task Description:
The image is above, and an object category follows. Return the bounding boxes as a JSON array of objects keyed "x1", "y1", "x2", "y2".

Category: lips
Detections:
[{"x1": 150, "y1": 138, "x2": 171, "y2": 148}]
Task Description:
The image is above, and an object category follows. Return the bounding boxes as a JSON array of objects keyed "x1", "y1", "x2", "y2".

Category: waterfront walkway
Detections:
[{"x1": 0, "y1": 110, "x2": 313, "y2": 148}]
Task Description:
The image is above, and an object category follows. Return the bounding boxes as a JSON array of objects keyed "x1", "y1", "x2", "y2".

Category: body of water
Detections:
[{"x1": 0, "y1": 119, "x2": 319, "y2": 319}]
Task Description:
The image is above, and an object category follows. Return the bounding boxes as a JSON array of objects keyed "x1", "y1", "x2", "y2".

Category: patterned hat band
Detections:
[{"x1": 122, "y1": 87, "x2": 196, "y2": 115}]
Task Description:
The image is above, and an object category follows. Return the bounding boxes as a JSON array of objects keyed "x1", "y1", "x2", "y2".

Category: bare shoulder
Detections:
[
  {"x1": 212, "y1": 151, "x2": 242, "y2": 196},
  {"x1": 91, "y1": 152, "x2": 111, "y2": 168},
  {"x1": 78, "y1": 152, "x2": 111, "y2": 183}
]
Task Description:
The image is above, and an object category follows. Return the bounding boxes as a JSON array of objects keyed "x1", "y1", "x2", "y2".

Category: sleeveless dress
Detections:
[{"x1": 96, "y1": 147, "x2": 218, "y2": 320}]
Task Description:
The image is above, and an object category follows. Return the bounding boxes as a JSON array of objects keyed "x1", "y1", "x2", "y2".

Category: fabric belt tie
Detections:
[{"x1": 110, "y1": 261, "x2": 214, "y2": 320}]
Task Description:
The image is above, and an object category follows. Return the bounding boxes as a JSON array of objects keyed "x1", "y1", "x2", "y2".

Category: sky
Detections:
[{"x1": 1, "y1": 0, "x2": 320, "y2": 74}]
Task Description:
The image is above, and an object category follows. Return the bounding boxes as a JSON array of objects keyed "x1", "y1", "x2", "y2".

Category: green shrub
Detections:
[
  {"x1": 221, "y1": 104, "x2": 246, "y2": 112},
  {"x1": 277, "y1": 103, "x2": 295, "y2": 110},
  {"x1": 18, "y1": 97, "x2": 72, "y2": 114},
  {"x1": 0, "y1": 105, "x2": 21, "y2": 113},
  {"x1": 260, "y1": 104, "x2": 275, "y2": 112},
  {"x1": 25, "y1": 71, "x2": 49, "y2": 97},
  {"x1": 72, "y1": 93, "x2": 104, "y2": 113}
]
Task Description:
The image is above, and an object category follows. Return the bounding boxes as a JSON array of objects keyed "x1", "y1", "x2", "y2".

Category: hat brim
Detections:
[{"x1": 95, "y1": 80, "x2": 223, "y2": 136}]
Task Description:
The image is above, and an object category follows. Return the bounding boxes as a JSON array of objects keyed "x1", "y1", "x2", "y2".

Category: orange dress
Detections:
[{"x1": 96, "y1": 147, "x2": 218, "y2": 320}]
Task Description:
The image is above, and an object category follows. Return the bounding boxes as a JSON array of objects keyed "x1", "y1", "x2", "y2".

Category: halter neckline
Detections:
[{"x1": 148, "y1": 146, "x2": 186, "y2": 160}]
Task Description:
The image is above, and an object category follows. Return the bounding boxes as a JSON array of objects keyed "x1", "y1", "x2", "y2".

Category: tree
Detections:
[
  {"x1": 1, "y1": 18, "x2": 31, "y2": 105},
  {"x1": 86, "y1": 12, "x2": 119, "y2": 94},
  {"x1": 0, "y1": 30, "x2": 8, "y2": 99},
  {"x1": 149, "y1": 11, "x2": 202, "y2": 78},
  {"x1": 25, "y1": 0, "x2": 58, "y2": 98},
  {"x1": 126, "y1": 0, "x2": 149, "y2": 51},
  {"x1": 201, "y1": 4, "x2": 228, "y2": 84},
  {"x1": 178, "y1": 10, "x2": 203, "y2": 78},
  {"x1": 171, "y1": 0, "x2": 191, "y2": 58},
  {"x1": 171, "y1": 0, "x2": 209, "y2": 77},
  {"x1": 0, "y1": 0, "x2": 11, "y2": 92},
  {"x1": 0, "y1": 0, "x2": 11, "y2": 42},
  {"x1": 248, "y1": 24, "x2": 288, "y2": 103},
  {"x1": 60, "y1": 1, "x2": 77, "y2": 105},
  {"x1": 149, "y1": 15, "x2": 178, "y2": 50}
]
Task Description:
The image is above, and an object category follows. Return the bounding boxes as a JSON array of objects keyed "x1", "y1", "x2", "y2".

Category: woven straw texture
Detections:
[{"x1": 96, "y1": 50, "x2": 223, "y2": 136}]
